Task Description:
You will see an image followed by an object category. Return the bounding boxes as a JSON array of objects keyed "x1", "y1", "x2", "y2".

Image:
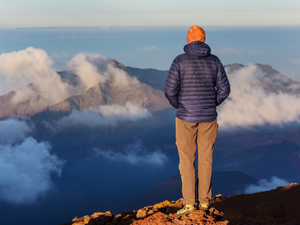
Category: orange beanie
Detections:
[{"x1": 187, "y1": 26, "x2": 205, "y2": 43}]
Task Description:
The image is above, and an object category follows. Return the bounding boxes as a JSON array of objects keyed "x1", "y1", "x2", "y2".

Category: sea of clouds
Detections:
[
  {"x1": 0, "y1": 47, "x2": 154, "y2": 204},
  {"x1": 1, "y1": 47, "x2": 300, "y2": 204},
  {"x1": 2, "y1": 47, "x2": 300, "y2": 131}
]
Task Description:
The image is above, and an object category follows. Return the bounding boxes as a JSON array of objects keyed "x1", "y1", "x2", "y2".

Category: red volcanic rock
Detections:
[
  {"x1": 132, "y1": 206, "x2": 226, "y2": 225},
  {"x1": 61, "y1": 199, "x2": 227, "y2": 225},
  {"x1": 60, "y1": 183, "x2": 300, "y2": 225}
]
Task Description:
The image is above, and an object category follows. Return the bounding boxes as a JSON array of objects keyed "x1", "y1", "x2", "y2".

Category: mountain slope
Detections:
[
  {"x1": 0, "y1": 84, "x2": 43, "y2": 118},
  {"x1": 48, "y1": 81, "x2": 169, "y2": 113},
  {"x1": 30, "y1": 79, "x2": 169, "y2": 124},
  {"x1": 226, "y1": 63, "x2": 300, "y2": 95}
]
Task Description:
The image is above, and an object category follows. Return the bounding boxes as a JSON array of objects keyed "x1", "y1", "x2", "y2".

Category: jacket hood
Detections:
[{"x1": 184, "y1": 41, "x2": 211, "y2": 57}]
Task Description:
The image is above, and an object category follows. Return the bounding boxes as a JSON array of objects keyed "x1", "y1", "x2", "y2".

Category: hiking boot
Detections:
[
  {"x1": 199, "y1": 203, "x2": 209, "y2": 211},
  {"x1": 175, "y1": 204, "x2": 196, "y2": 216}
]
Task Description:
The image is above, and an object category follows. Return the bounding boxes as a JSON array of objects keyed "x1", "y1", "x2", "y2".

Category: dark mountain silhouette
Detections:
[
  {"x1": 112, "y1": 171, "x2": 258, "y2": 214},
  {"x1": 232, "y1": 141, "x2": 300, "y2": 180}
]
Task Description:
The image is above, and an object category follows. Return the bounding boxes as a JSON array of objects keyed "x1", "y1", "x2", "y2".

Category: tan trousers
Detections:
[{"x1": 176, "y1": 117, "x2": 218, "y2": 206}]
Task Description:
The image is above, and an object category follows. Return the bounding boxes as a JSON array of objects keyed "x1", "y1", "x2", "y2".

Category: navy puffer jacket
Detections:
[{"x1": 164, "y1": 41, "x2": 230, "y2": 123}]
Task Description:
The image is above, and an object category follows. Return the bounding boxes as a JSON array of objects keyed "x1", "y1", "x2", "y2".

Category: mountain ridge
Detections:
[{"x1": 1, "y1": 62, "x2": 300, "y2": 121}]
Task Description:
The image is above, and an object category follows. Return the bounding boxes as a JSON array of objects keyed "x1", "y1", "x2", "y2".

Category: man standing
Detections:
[{"x1": 164, "y1": 26, "x2": 230, "y2": 216}]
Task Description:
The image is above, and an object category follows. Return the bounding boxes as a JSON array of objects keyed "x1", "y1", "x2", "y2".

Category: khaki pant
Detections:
[{"x1": 176, "y1": 117, "x2": 218, "y2": 205}]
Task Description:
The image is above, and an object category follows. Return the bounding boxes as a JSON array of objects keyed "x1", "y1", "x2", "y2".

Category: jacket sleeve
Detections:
[
  {"x1": 164, "y1": 57, "x2": 180, "y2": 109},
  {"x1": 216, "y1": 60, "x2": 230, "y2": 106}
]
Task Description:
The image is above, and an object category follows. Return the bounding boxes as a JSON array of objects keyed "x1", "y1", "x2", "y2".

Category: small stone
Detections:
[
  {"x1": 136, "y1": 209, "x2": 147, "y2": 219},
  {"x1": 153, "y1": 200, "x2": 171, "y2": 210},
  {"x1": 72, "y1": 217, "x2": 83, "y2": 222},
  {"x1": 83, "y1": 217, "x2": 91, "y2": 224}
]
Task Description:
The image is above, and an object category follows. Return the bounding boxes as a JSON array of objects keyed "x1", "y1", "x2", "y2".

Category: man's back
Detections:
[{"x1": 164, "y1": 41, "x2": 230, "y2": 123}]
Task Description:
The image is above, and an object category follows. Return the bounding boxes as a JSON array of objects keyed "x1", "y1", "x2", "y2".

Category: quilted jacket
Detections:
[{"x1": 164, "y1": 41, "x2": 230, "y2": 123}]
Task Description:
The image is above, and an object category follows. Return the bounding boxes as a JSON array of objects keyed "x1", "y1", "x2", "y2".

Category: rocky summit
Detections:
[
  {"x1": 60, "y1": 183, "x2": 300, "y2": 225},
  {"x1": 60, "y1": 199, "x2": 226, "y2": 225}
]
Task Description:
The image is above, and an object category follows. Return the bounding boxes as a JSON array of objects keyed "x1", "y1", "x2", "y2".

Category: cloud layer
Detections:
[
  {"x1": 57, "y1": 102, "x2": 152, "y2": 128},
  {"x1": 0, "y1": 117, "x2": 65, "y2": 204},
  {"x1": 218, "y1": 64, "x2": 300, "y2": 130},
  {"x1": 0, "y1": 117, "x2": 32, "y2": 145},
  {"x1": 94, "y1": 139, "x2": 168, "y2": 166},
  {"x1": 67, "y1": 52, "x2": 140, "y2": 89},
  {"x1": 0, "y1": 47, "x2": 74, "y2": 110},
  {"x1": 0, "y1": 137, "x2": 65, "y2": 204},
  {"x1": 244, "y1": 176, "x2": 290, "y2": 194}
]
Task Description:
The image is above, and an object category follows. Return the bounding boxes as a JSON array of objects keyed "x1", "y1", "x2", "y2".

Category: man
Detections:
[{"x1": 164, "y1": 26, "x2": 230, "y2": 216}]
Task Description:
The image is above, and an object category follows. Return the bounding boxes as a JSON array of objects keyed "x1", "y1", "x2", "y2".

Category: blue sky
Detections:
[{"x1": 0, "y1": 0, "x2": 300, "y2": 81}]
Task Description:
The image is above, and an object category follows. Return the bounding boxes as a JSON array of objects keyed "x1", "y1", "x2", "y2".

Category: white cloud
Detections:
[
  {"x1": 0, "y1": 137, "x2": 65, "y2": 204},
  {"x1": 66, "y1": 52, "x2": 140, "y2": 89},
  {"x1": 67, "y1": 53, "x2": 111, "y2": 89},
  {"x1": 57, "y1": 102, "x2": 152, "y2": 128},
  {"x1": 218, "y1": 64, "x2": 300, "y2": 130},
  {"x1": 244, "y1": 176, "x2": 290, "y2": 194},
  {"x1": 291, "y1": 58, "x2": 300, "y2": 65},
  {"x1": 0, "y1": 47, "x2": 75, "y2": 110},
  {"x1": 0, "y1": 117, "x2": 32, "y2": 145},
  {"x1": 94, "y1": 139, "x2": 168, "y2": 166}
]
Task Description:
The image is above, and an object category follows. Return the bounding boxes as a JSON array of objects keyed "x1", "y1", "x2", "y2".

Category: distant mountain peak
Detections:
[
  {"x1": 109, "y1": 60, "x2": 126, "y2": 69},
  {"x1": 0, "y1": 63, "x2": 170, "y2": 120}
]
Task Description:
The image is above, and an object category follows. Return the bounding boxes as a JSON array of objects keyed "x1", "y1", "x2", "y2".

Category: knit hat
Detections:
[{"x1": 187, "y1": 26, "x2": 205, "y2": 43}]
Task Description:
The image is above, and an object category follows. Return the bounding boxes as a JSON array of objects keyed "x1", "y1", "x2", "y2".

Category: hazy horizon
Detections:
[{"x1": 1, "y1": 26, "x2": 300, "y2": 82}]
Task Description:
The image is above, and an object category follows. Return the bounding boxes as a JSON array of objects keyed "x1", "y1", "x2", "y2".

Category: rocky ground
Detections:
[{"x1": 60, "y1": 183, "x2": 300, "y2": 225}]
